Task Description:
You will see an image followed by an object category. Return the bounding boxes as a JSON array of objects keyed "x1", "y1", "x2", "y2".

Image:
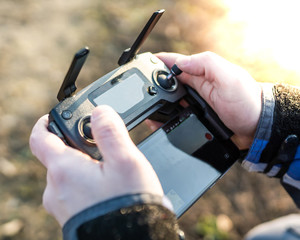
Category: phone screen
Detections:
[{"x1": 137, "y1": 108, "x2": 238, "y2": 217}]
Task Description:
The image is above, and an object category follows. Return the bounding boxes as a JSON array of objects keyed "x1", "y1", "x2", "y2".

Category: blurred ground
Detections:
[{"x1": 0, "y1": 0, "x2": 299, "y2": 239}]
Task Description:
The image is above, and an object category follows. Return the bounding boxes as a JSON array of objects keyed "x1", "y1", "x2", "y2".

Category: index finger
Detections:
[
  {"x1": 155, "y1": 52, "x2": 185, "y2": 69},
  {"x1": 29, "y1": 115, "x2": 70, "y2": 168}
]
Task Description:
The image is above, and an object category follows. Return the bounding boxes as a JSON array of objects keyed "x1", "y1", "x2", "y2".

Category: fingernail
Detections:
[
  {"x1": 176, "y1": 55, "x2": 191, "y2": 68},
  {"x1": 91, "y1": 105, "x2": 116, "y2": 125}
]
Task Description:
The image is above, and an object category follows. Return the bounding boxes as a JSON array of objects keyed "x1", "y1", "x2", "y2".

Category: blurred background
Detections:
[{"x1": 0, "y1": 0, "x2": 299, "y2": 239}]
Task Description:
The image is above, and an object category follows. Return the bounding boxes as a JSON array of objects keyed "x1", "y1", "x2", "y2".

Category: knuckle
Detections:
[
  {"x1": 200, "y1": 51, "x2": 217, "y2": 62},
  {"x1": 47, "y1": 163, "x2": 67, "y2": 182},
  {"x1": 117, "y1": 149, "x2": 145, "y2": 169}
]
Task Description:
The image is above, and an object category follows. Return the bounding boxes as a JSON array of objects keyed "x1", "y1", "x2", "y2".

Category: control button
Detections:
[
  {"x1": 62, "y1": 110, "x2": 73, "y2": 120},
  {"x1": 48, "y1": 122, "x2": 65, "y2": 141},
  {"x1": 153, "y1": 70, "x2": 178, "y2": 92},
  {"x1": 150, "y1": 56, "x2": 159, "y2": 64},
  {"x1": 147, "y1": 86, "x2": 158, "y2": 95},
  {"x1": 78, "y1": 116, "x2": 95, "y2": 144}
]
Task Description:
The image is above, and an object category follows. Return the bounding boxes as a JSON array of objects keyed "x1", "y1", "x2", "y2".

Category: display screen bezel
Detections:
[
  {"x1": 135, "y1": 106, "x2": 239, "y2": 217},
  {"x1": 88, "y1": 68, "x2": 154, "y2": 119}
]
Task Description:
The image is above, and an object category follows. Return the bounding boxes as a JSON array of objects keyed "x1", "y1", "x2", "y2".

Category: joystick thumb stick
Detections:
[
  {"x1": 154, "y1": 64, "x2": 182, "y2": 92},
  {"x1": 167, "y1": 64, "x2": 183, "y2": 80},
  {"x1": 168, "y1": 64, "x2": 182, "y2": 78},
  {"x1": 157, "y1": 72, "x2": 175, "y2": 89}
]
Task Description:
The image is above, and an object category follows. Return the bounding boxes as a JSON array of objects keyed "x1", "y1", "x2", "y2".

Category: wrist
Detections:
[
  {"x1": 231, "y1": 83, "x2": 264, "y2": 150},
  {"x1": 231, "y1": 134, "x2": 255, "y2": 150}
]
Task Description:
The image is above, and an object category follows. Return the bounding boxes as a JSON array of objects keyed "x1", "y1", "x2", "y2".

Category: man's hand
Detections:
[
  {"x1": 156, "y1": 52, "x2": 262, "y2": 149},
  {"x1": 29, "y1": 105, "x2": 163, "y2": 226}
]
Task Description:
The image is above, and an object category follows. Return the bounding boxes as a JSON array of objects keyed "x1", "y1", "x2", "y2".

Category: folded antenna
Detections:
[{"x1": 57, "y1": 47, "x2": 90, "y2": 102}]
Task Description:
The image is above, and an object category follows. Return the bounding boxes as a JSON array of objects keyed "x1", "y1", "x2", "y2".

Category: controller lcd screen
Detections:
[
  {"x1": 93, "y1": 73, "x2": 145, "y2": 114},
  {"x1": 137, "y1": 110, "x2": 230, "y2": 217}
]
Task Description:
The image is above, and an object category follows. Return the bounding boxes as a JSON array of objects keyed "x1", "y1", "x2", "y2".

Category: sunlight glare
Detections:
[{"x1": 223, "y1": 0, "x2": 300, "y2": 71}]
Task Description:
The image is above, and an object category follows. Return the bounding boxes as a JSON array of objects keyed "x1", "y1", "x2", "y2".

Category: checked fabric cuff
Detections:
[
  {"x1": 241, "y1": 83, "x2": 300, "y2": 192},
  {"x1": 63, "y1": 193, "x2": 176, "y2": 240}
]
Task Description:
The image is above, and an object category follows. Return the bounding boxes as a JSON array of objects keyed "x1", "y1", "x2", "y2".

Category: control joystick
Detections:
[
  {"x1": 83, "y1": 121, "x2": 93, "y2": 140},
  {"x1": 157, "y1": 72, "x2": 175, "y2": 89},
  {"x1": 154, "y1": 70, "x2": 178, "y2": 92},
  {"x1": 78, "y1": 116, "x2": 95, "y2": 144}
]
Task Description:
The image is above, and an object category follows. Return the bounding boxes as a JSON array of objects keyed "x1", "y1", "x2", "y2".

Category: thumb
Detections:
[{"x1": 91, "y1": 105, "x2": 137, "y2": 162}]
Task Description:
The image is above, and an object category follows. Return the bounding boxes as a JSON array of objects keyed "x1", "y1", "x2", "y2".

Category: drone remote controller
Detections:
[{"x1": 48, "y1": 9, "x2": 240, "y2": 217}]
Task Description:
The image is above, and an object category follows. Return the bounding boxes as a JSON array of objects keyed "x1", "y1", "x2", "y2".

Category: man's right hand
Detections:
[{"x1": 156, "y1": 52, "x2": 262, "y2": 149}]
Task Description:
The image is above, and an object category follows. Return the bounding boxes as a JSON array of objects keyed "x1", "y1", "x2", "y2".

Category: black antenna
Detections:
[
  {"x1": 57, "y1": 47, "x2": 90, "y2": 102},
  {"x1": 118, "y1": 9, "x2": 165, "y2": 66}
]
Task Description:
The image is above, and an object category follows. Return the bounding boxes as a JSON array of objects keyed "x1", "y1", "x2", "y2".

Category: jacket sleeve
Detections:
[
  {"x1": 62, "y1": 193, "x2": 180, "y2": 240},
  {"x1": 241, "y1": 83, "x2": 300, "y2": 208}
]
